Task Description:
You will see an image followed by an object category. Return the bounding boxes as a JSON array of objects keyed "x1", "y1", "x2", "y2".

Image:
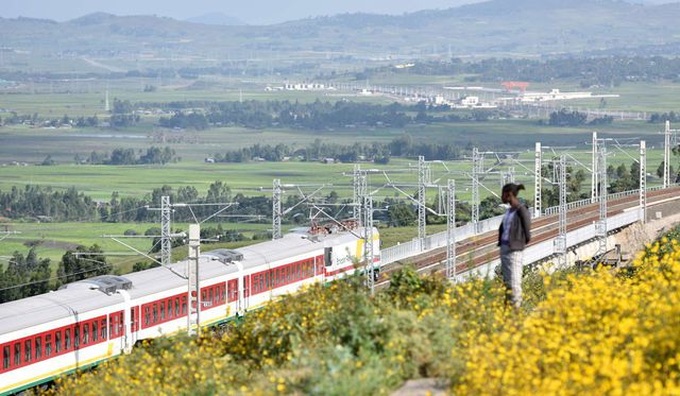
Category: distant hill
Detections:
[
  {"x1": 185, "y1": 12, "x2": 245, "y2": 26},
  {"x1": 2, "y1": 0, "x2": 680, "y2": 72}
]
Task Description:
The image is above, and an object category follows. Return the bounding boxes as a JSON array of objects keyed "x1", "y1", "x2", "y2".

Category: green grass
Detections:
[{"x1": 0, "y1": 221, "x2": 274, "y2": 274}]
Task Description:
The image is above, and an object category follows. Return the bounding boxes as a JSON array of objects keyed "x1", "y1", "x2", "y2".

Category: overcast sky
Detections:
[{"x1": 2, "y1": 0, "x2": 490, "y2": 25}]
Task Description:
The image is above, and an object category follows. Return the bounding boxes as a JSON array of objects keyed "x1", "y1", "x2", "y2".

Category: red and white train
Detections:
[{"x1": 0, "y1": 225, "x2": 380, "y2": 395}]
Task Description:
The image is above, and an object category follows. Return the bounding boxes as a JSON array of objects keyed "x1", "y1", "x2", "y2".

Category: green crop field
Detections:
[{"x1": 0, "y1": 75, "x2": 678, "y2": 276}]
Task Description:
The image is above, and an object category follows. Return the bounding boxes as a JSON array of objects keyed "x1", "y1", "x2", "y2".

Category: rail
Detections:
[{"x1": 381, "y1": 184, "x2": 680, "y2": 272}]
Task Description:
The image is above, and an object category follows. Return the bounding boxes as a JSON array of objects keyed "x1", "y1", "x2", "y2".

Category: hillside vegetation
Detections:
[
  {"x1": 3, "y1": 0, "x2": 680, "y2": 72},
  {"x1": 46, "y1": 228, "x2": 680, "y2": 395}
]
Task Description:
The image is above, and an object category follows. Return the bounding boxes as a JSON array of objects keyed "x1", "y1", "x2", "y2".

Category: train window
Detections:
[
  {"x1": 35, "y1": 337, "x2": 42, "y2": 360},
  {"x1": 13, "y1": 343, "x2": 20, "y2": 366},
  {"x1": 74, "y1": 326, "x2": 80, "y2": 348},
  {"x1": 55, "y1": 332, "x2": 62, "y2": 353},
  {"x1": 130, "y1": 307, "x2": 138, "y2": 331},
  {"x1": 181, "y1": 296, "x2": 187, "y2": 315},
  {"x1": 92, "y1": 322, "x2": 98, "y2": 342},
  {"x1": 144, "y1": 306, "x2": 150, "y2": 326},
  {"x1": 152, "y1": 304, "x2": 158, "y2": 323},
  {"x1": 228, "y1": 280, "x2": 237, "y2": 302},
  {"x1": 324, "y1": 247, "x2": 332, "y2": 267},
  {"x1": 101, "y1": 319, "x2": 107, "y2": 340},
  {"x1": 208, "y1": 288, "x2": 214, "y2": 304},
  {"x1": 83, "y1": 324, "x2": 89, "y2": 345},
  {"x1": 160, "y1": 301, "x2": 165, "y2": 321},
  {"x1": 24, "y1": 340, "x2": 31, "y2": 363},
  {"x1": 45, "y1": 335, "x2": 52, "y2": 357},
  {"x1": 167, "y1": 299, "x2": 172, "y2": 318},
  {"x1": 65, "y1": 329, "x2": 71, "y2": 350},
  {"x1": 175, "y1": 298, "x2": 180, "y2": 316},
  {"x1": 3, "y1": 345, "x2": 9, "y2": 369}
]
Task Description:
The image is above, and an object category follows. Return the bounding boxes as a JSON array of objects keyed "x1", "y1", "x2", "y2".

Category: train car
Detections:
[{"x1": 0, "y1": 225, "x2": 380, "y2": 395}]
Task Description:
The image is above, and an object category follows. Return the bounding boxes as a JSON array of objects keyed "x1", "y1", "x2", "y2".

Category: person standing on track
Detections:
[{"x1": 498, "y1": 183, "x2": 532, "y2": 309}]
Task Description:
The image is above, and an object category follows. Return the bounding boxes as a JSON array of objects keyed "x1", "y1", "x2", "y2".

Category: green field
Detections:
[{"x1": 0, "y1": 76, "x2": 678, "y2": 276}]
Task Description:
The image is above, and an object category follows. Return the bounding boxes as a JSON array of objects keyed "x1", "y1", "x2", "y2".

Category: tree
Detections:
[
  {"x1": 387, "y1": 202, "x2": 416, "y2": 227},
  {"x1": 56, "y1": 245, "x2": 111, "y2": 287}
]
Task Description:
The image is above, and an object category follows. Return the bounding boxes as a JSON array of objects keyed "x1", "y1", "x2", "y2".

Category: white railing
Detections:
[
  {"x1": 382, "y1": 184, "x2": 675, "y2": 270},
  {"x1": 457, "y1": 208, "x2": 643, "y2": 280},
  {"x1": 380, "y1": 215, "x2": 504, "y2": 264},
  {"x1": 543, "y1": 185, "x2": 674, "y2": 216}
]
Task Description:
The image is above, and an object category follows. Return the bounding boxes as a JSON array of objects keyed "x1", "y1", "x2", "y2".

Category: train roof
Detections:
[{"x1": 0, "y1": 227, "x2": 369, "y2": 337}]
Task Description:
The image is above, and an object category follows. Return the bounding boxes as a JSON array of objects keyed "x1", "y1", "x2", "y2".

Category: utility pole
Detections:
[
  {"x1": 534, "y1": 142, "x2": 542, "y2": 218},
  {"x1": 595, "y1": 140, "x2": 608, "y2": 257},
  {"x1": 353, "y1": 164, "x2": 365, "y2": 221},
  {"x1": 446, "y1": 179, "x2": 457, "y2": 280},
  {"x1": 663, "y1": 121, "x2": 678, "y2": 188},
  {"x1": 362, "y1": 191, "x2": 375, "y2": 295},
  {"x1": 187, "y1": 224, "x2": 200, "y2": 337},
  {"x1": 471, "y1": 148, "x2": 483, "y2": 233},
  {"x1": 160, "y1": 196, "x2": 173, "y2": 268},
  {"x1": 640, "y1": 140, "x2": 647, "y2": 224},
  {"x1": 591, "y1": 131, "x2": 599, "y2": 203},
  {"x1": 553, "y1": 155, "x2": 567, "y2": 268},
  {"x1": 417, "y1": 156, "x2": 430, "y2": 251},
  {"x1": 272, "y1": 179, "x2": 282, "y2": 240}
]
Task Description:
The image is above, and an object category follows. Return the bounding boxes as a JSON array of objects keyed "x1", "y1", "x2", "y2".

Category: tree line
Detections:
[
  {"x1": 73, "y1": 146, "x2": 180, "y2": 165},
  {"x1": 0, "y1": 245, "x2": 110, "y2": 303},
  {"x1": 213, "y1": 134, "x2": 461, "y2": 164},
  {"x1": 1, "y1": 155, "x2": 677, "y2": 304},
  {"x1": 380, "y1": 55, "x2": 680, "y2": 87}
]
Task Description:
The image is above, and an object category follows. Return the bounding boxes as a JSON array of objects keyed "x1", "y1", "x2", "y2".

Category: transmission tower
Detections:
[
  {"x1": 640, "y1": 140, "x2": 647, "y2": 224},
  {"x1": 553, "y1": 155, "x2": 567, "y2": 268},
  {"x1": 272, "y1": 179, "x2": 282, "y2": 240},
  {"x1": 445, "y1": 179, "x2": 457, "y2": 280},
  {"x1": 534, "y1": 142, "x2": 542, "y2": 218}
]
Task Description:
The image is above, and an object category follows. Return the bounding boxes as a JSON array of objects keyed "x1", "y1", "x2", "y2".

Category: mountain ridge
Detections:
[{"x1": 1, "y1": 0, "x2": 680, "y2": 70}]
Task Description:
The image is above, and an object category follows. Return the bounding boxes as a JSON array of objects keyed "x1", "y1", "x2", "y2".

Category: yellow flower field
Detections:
[{"x1": 45, "y1": 235, "x2": 680, "y2": 395}]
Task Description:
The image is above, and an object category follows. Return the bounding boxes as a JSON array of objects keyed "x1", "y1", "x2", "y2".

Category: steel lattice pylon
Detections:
[
  {"x1": 595, "y1": 142, "x2": 608, "y2": 257},
  {"x1": 553, "y1": 155, "x2": 567, "y2": 268},
  {"x1": 362, "y1": 194, "x2": 375, "y2": 294},
  {"x1": 640, "y1": 140, "x2": 647, "y2": 224},
  {"x1": 445, "y1": 179, "x2": 457, "y2": 280},
  {"x1": 272, "y1": 179, "x2": 282, "y2": 240},
  {"x1": 534, "y1": 142, "x2": 542, "y2": 218},
  {"x1": 502, "y1": 167, "x2": 515, "y2": 187},
  {"x1": 471, "y1": 148, "x2": 483, "y2": 233},
  {"x1": 417, "y1": 156, "x2": 429, "y2": 250},
  {"x1": 353, "y1": 164, "x2": 364, "y2": 221},
  {"x1": 160, "y1": 196, "x2": 172, "y2": 268},
  {"x1": 664, "y1": 121, "x2": 673, "y2": 189},
  {"x1": 591, "y1": 132, "x2": 599, "y2": 203}
]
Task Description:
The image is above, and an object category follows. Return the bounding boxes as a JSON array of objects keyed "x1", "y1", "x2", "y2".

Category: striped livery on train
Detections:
[{"x1": 0, "y1": 225, "x2": 380, "y2": 395}]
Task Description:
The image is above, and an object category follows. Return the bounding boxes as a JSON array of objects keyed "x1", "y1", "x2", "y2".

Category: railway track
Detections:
[{"x1": 376, "y1": 186, "x2": 680, "y2": 288}]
